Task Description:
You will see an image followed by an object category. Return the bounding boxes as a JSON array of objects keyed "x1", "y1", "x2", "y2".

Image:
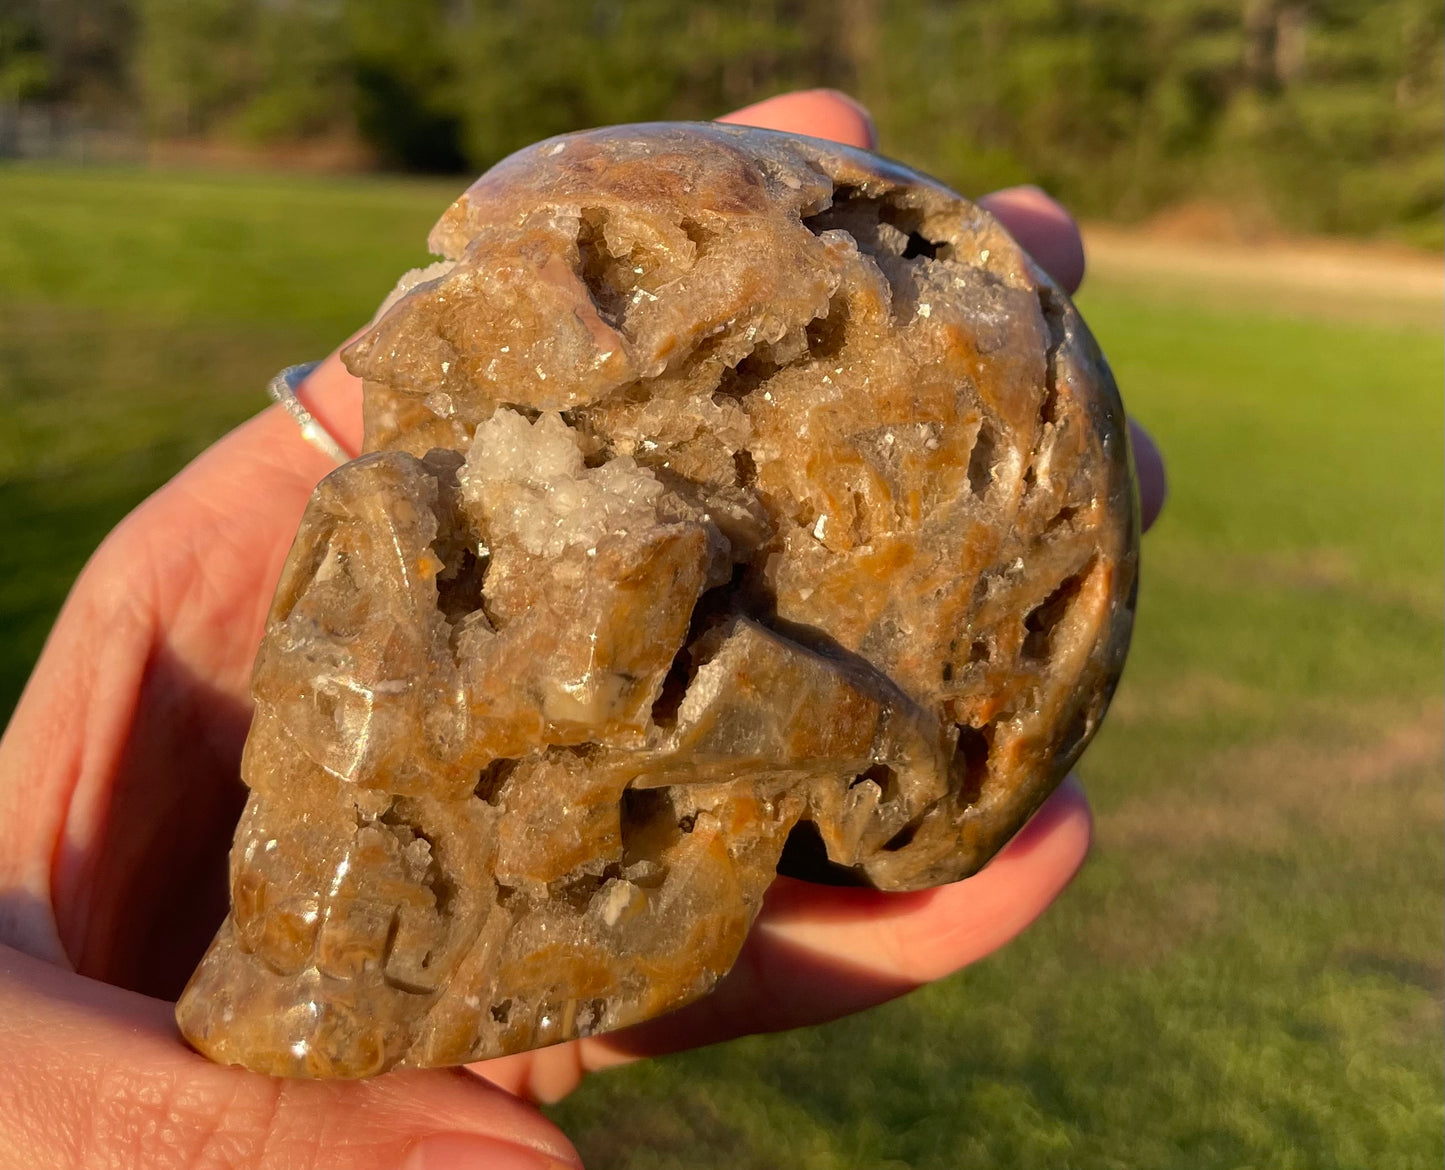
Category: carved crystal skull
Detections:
[{"x1": 176, "y1": 123, "x2": 1138, "y2": 1077}]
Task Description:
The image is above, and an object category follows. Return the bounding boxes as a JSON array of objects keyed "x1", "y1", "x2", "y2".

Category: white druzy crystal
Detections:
[{"x1": 461, "y1": 408, "x2": 666, "y2": 557}]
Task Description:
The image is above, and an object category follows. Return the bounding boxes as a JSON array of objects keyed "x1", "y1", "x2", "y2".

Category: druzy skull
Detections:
[{"x1": 176, "y1": 123, "x2": 1138, "y2": 1077}]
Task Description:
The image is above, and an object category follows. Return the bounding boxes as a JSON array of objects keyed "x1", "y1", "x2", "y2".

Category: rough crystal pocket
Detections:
[{"x1": 176, "y1": 122, "x2": 1139, "y2": 1077}]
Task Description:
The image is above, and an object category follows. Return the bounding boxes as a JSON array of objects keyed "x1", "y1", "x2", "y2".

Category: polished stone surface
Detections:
[{"x1": 176, "y1": 123, "x2": 1138, "y2": 1077}]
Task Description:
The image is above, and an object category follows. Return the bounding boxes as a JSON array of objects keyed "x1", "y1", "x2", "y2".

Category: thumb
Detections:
[{"x1": 0, "y1": 946, "x2": 581, "y2": 1170}]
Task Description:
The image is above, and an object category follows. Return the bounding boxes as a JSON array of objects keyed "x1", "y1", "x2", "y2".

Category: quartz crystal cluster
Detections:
[{"x1": 176, "y1": 123, "x2": 1139, "y2": 1077}]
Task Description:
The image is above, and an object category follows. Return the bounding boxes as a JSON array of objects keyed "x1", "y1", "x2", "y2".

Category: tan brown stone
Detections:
[{"x1": 176, "y1": 123, "x2": 1138, "y2": 1077}]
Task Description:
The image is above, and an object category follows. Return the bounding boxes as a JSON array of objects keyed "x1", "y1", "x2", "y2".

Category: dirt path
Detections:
[{"x1": 1083, "y1": 225, "x2": 1442, "y2": 322}]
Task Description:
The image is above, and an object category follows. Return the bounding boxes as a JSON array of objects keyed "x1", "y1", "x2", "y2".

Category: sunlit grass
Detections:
[{"x1": 1, "y1": 164, "x2": 1440, "y2": 1169}]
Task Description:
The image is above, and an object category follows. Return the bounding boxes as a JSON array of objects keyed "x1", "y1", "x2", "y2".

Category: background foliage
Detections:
[{"x1": 3, "y1": 0, "x2": 1442, "y2": 243}]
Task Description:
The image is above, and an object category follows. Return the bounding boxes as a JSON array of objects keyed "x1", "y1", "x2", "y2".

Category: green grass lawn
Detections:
[{"x1": 2, "y1": 163, "x2": 1440, "y2": 1169}]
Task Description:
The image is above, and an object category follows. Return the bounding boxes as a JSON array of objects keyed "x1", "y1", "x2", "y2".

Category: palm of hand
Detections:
[{"x1": 0, "y1": 92, "x2": 1162, "y2": 1168}]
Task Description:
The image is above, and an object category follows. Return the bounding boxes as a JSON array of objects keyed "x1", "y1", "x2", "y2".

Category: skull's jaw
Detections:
[{"x1": 173, "y1": 776, "x2": 795, "y2": 1079}]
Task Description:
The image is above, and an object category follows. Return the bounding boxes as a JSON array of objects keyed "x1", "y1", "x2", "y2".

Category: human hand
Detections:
[{"x1": 0, "y1": 89, "x2": 1165, "y2": 1167}]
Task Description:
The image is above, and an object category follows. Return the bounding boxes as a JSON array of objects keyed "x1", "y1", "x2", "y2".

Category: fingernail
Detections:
[
  {"x1": 402, "y1": 1134, "x2": 578, "y2": 1170},
  {"x1": 814, "y1": 88, "x2": 870, "y2": 117},
  {"x1": 983, "y1": 185, "x2": 1044, "y2": 208},
  {"x1": 813, "y1": 88, "x2": 877, "y2": 145}
]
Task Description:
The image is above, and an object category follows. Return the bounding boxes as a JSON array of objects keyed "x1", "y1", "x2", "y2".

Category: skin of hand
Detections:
[{"x1": 0, "y1": 89, "x2": 1166, "y2": 1169}]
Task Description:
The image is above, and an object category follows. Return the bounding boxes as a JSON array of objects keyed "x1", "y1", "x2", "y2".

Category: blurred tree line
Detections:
[{"x1": 3, "y1": 0, "x2": 1441, "y2": 242}]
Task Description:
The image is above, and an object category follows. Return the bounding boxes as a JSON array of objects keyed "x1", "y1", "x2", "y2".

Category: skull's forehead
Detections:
[
  {"x1": 428, "y1": 122, "x2": 960, "y2": 257},
  {"x1": 341, "y1": 123, "x2": 1040, "y2": 426}
]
